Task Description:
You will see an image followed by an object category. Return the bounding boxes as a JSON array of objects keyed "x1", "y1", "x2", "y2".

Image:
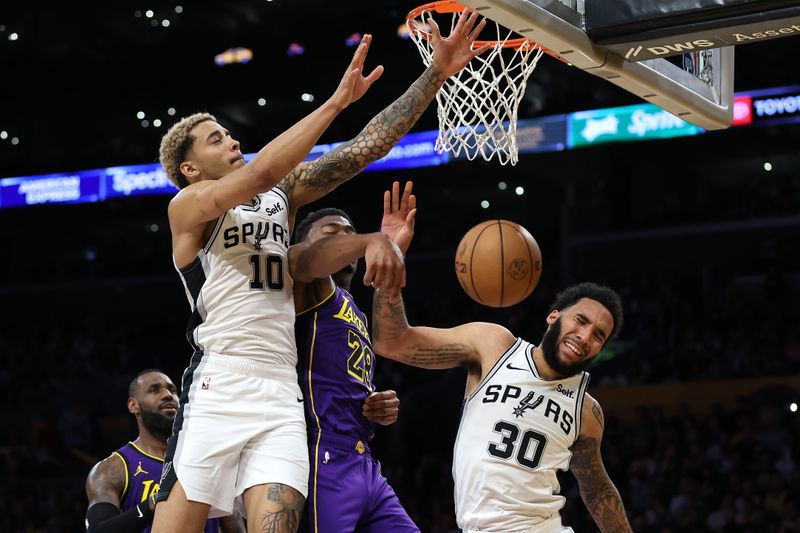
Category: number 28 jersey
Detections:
[
  {"x1": 176, "y1": 187, "x2": 296, "y2": 366},
  {"x1": 453, "y1": 338, "x2": 590, "y2": 531}
]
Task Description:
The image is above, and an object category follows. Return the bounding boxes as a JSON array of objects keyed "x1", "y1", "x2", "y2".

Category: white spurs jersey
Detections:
[
  {"x1": 453, "y1": 338, "x2": 590, "y2": 532},
  {"x1": 176, "y1": 187, "x2": 297, "y2": 366}
]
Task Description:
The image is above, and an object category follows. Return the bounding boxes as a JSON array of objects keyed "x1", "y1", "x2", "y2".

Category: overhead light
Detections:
[
  {"x1": 257, "y1": 98, "x2": 267, "y2": 107},
  {"x1": 137, "y1": 111, "x2": 146, "y2": 119},
  {"x1": 287, "y1": 43, "x2": 304, "y2": 56},
  {"x1": 145, "y1": 10, "x2": 154, "y2": 18},
  {"x1": 301, "y1": 93, "x2": 315, "y2": 102},
  {"x1": 480, "y1": 200, "x2": 490, "y2": 209},
  {"x1": 498, "y1": 181, "x2": 507, "y2": 190},
  {"x1": 215, "y1": 47, "x2": 253, "y2": 66}
]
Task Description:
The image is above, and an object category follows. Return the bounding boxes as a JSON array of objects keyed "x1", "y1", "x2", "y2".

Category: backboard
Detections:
[{"x1": 460, "y1": 0, "x2": 735, "y2": 130}]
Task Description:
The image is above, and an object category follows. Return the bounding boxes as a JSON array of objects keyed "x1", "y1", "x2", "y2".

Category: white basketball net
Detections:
[{"x1": 408, "y1": 9, "x2": 544, "y2": 166}]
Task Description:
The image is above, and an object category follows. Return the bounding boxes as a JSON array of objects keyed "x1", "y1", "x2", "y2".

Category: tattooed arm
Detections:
[
  {"x1": 371, "y1": 288, "x2": 515, "y2": 370},
  {"x1": 85, "y1": 454, "x2": 156, "y2": 533},
  {"x1": 569, "y1": 394, "x2": 632, "y2": 533},
  {"x1": 280, "y1": 10, "x2": 489, "y2": 216}
]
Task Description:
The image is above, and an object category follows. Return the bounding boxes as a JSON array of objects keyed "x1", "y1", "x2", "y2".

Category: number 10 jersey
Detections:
[
  {"x1": 453, "y1": 338, "x2": 590, "y2": 531},
  {"x1": 176, "y1": 187, "x2": 296, "y2": 366}
]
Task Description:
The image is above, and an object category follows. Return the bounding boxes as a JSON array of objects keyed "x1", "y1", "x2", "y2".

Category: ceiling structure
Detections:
[{"x1": 2, "y1": 1, "x2": 799, "y2": 179}]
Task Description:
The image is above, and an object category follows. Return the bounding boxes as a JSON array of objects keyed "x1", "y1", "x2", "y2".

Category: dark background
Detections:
[{"x1": 1, "y1": 1, "x2": 798, "y2": 532}]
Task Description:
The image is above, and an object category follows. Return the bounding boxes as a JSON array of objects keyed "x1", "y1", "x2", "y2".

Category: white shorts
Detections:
[
  {"x1": 462, "y1": 514, "x2": 573, "y2": 533},
  {"x1": 162, "y1": 353, "x2": 309, "y2": 519}
]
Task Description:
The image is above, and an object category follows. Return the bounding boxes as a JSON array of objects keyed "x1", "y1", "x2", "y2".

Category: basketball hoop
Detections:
[{"x1": 406, "y1": 0, "x2": 548, "y2": 165}]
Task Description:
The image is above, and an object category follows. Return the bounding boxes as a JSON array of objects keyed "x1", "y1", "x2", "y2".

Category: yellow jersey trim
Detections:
[
  {"x1": 128, "y1": 441, "x2": 164, "y2": 463},
  {"x1": 296, "y1": 286, "x2": 336, "y2": 317},
  {"x1": 112, "y1": 451, "x2": 129, "y2": 500},
  {"x1": 308, "y1": 312, "x2": 323, "y2": 533}
]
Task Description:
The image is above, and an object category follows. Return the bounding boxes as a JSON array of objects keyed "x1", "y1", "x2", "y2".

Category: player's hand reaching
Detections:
[
  {"x1": 362, "y1": 233, "x2": 405, "y2": 299},
  {"x1": 430, "y1": 9, "x2": 491, "y2": 77},
  {"x1": 380, "y1": 181, "x2": 416, "y2": 255},
  {"x1": 363, "y1": 390, "x2": 400, "y2": 426},
  {"x1": 329, "y1": 34, "x2": 384, "y2": 111}
]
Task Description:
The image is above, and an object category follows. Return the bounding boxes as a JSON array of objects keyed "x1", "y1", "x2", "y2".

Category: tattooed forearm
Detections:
[
  {"x1": 372, "y1": 289, "x2": 410, "y2": 343},
  {"x1": 282, "y1": 65, "x2": 448, "y2": 199},
  {"x1": 405, "y1": 343, "x2": 471, "y2": 367},
  {"x1": 570, "y1": 438, "x2": 632, "y2": 533},
  {"x1": 372, "y1": 290, "x2": 469, "y2": 368}
]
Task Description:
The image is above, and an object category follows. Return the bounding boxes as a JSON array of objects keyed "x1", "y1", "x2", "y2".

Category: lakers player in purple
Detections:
[
  {"x1": 293, "y1": 205, "x2": 418, "y2": 533},
  {"x1": 85, "y1": 370, "x2": 243, "y2": 533}
]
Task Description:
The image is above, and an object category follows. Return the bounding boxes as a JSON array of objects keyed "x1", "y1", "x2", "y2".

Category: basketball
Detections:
[{"x1": 454, "y1": 220, "x2": 542, "y2": 308}]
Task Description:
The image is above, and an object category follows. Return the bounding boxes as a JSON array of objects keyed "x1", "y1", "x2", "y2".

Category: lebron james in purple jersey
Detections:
[
  {"x1": 85, "y1": 370, "x2": 241, "y2": 533},
  {"x1": 293, "y1": 208, "x2": 418, "y2": 533}
]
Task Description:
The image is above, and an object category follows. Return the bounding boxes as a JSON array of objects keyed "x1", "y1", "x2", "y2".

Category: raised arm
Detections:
[
  {"x1": 169, "y1": 39, "x2": 379, "y2": 233},
  {"x1": 85, "y1": 455, "x2": 154, "y2": 533},
  {"x1": 569, "y1": 395, "x2": 632, "y2": 533},
  {"x1": 281, "y1": 10, "x2": 489, "y2": 212},
  {"x1": 288, "y1": 232, "x2": 404, "y2": 293}
]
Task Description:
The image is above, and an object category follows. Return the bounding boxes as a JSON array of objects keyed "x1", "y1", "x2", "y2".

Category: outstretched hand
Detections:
[
  {"x1": 430, "y1": 9, "x2": 491, "y2": 77},
  {"x1": 380, "y1": 181, "x2": 416, "y2": 255},
  {"x1": 330, "y1": 34, "x2": 385, "y2": 110},
  {"x1": 363, "y1": 390, "x2": 400, "y2": 426}
]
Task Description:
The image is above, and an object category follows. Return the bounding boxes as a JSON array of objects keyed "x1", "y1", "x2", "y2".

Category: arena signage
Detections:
[
  {"x1": 568, "y1": 104, "x2": 703, "y2": 147},
  {"x1": 616, "y1": 18, "x2": 800, "y2": 61}
]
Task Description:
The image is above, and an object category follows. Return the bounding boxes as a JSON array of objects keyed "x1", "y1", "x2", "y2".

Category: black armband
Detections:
[{"x1": 86, "y1": 501, "x2": 155, "y2": 533}]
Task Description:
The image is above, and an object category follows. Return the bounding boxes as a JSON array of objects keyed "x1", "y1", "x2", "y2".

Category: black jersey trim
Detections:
[
  {"x1": 574, "y1": 371, "x2": 591, "y2": 440},
  {"x1": 203, "y1": 212, "x2": 228, "y2": 253},
  {"x1": 526, "y1": 342, "x2": 542, "y2": 379},
  {"x1": 271, "y1": 185, "x2": 289, "y2": 205},
  {"x1": 465, "y1": 337, "x2": 524, "y2": 403}
]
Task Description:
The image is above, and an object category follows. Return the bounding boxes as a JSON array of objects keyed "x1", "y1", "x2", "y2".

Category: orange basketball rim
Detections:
[{"x1": 406, "y1": 0, "x2": 569, "y2": 62}]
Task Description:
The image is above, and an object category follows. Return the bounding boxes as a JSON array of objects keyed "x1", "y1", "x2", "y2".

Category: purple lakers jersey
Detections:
[
  {"x1": 296, "y1": 286, "x2": 375, "y2": 442},
  {"x1": 114, "y1": 442, "x2": 220, "y2": 533}
]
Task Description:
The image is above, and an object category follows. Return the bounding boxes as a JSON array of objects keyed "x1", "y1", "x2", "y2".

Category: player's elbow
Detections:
[{"x1": 372, "y1": 335, "x2": 411, "y2": 363}]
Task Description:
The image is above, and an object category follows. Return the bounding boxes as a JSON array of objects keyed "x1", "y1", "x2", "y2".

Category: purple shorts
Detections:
[{"x1": 302, "y1": 430, "x2": 419, "y2": 533}]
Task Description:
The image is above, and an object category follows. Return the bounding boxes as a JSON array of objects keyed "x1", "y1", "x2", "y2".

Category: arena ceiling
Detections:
[{"x1": 1, "y1": 0, "x2": 799, "y2": 178}]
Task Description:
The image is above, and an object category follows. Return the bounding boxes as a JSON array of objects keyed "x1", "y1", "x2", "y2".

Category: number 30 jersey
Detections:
[
  {"x1": 453, "y1": 338, "x2": 590, "y2": 532},
  {"x1": 176, "y1": 187, "x2": 296, "y2": 366}
]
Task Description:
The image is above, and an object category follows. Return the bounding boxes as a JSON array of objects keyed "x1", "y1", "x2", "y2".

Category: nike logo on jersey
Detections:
[
  {"x1": 137, "y1": 506, "x2": 143, "y2": 518},
  {"x1": 506, "y1": 362, "x2": 528, "y2": 371},
  {"x1": 297, "y1": 397, "x2": 304, "y2": 403}
]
